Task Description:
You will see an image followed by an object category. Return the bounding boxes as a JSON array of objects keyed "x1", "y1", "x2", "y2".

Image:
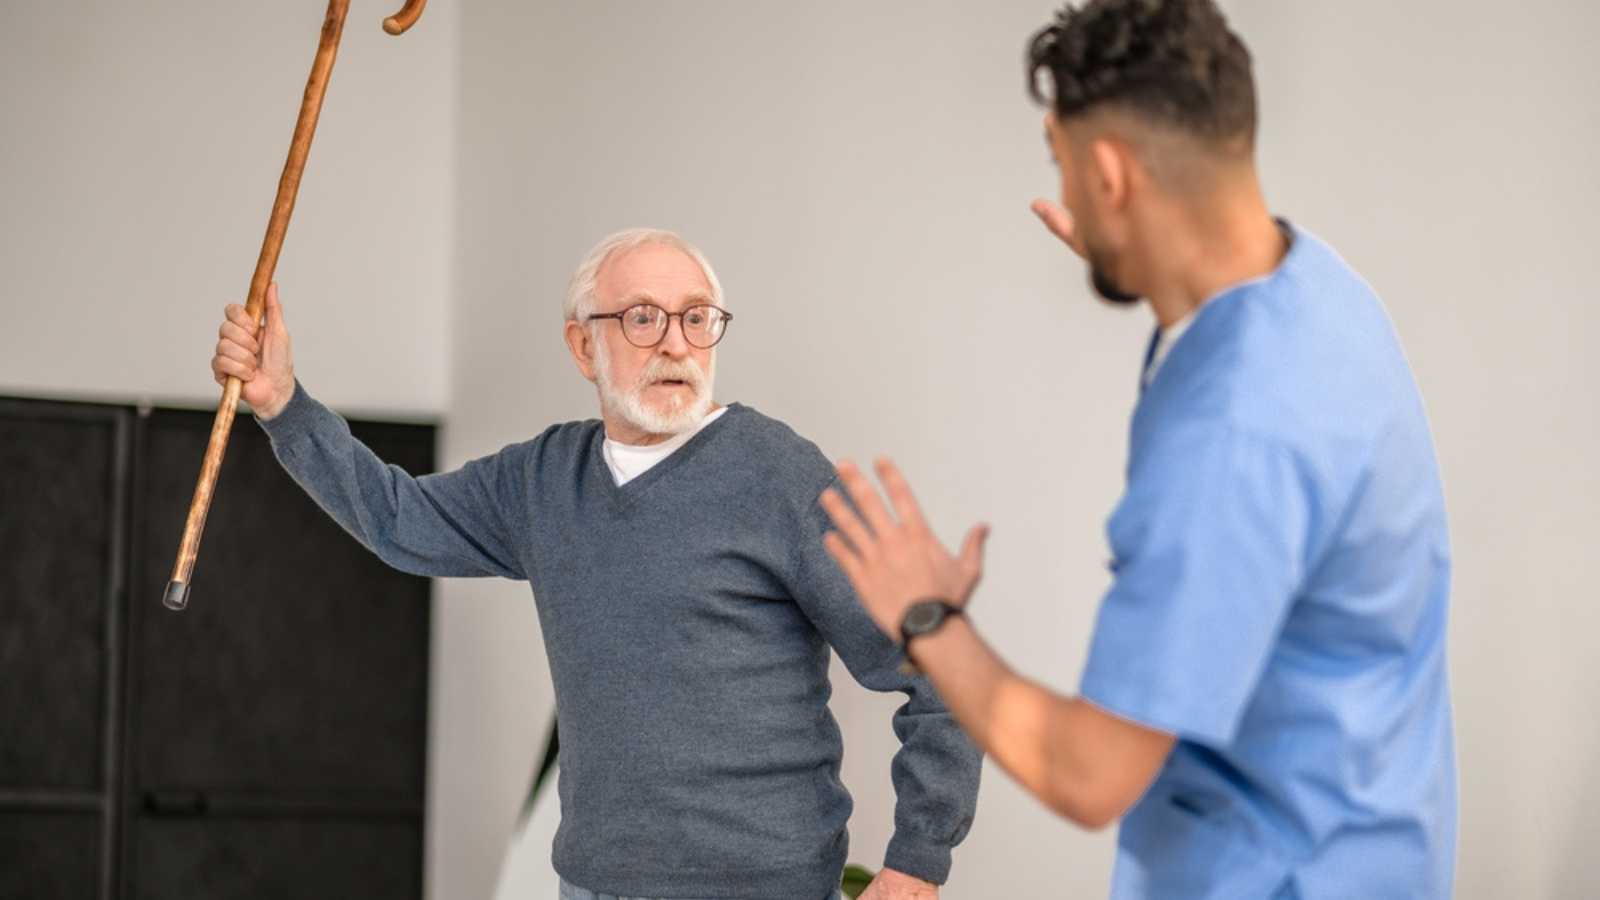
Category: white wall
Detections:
[
  {"x1": 0, "y1": 0, "x2": 456, "y2": 417},
  {"x1": 446, "y1": 2, "x2": 1600, "y2": 899}
]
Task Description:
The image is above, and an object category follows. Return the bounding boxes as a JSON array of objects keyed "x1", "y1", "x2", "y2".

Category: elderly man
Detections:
[{"x1": 208, "y1": 228, "x2": 981, "y2": 900}]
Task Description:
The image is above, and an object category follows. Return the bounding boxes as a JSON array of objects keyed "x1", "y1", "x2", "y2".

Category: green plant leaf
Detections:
[{"x1": 841, "y1": 864, "x2": 876, "y2": 899}]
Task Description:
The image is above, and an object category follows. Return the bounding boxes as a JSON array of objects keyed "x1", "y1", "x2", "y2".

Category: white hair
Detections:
[{"x1": 563, "y1": 227, "x2": 725, "y2": 322}]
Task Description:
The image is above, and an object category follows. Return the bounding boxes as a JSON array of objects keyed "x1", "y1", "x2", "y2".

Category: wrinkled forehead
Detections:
[{"x1": 594, "y1": 242, "x2": 715, "y2": 312}]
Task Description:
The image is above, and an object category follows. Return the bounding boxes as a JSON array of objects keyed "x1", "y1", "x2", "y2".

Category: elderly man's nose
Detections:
[{"x1": 658, "y1": 318, "x2": 691, "y2": 354}]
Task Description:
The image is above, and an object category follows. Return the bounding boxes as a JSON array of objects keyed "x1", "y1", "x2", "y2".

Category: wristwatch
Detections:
[{"x1": 897, "y1": 599, "x2": 964, "y2": 675}]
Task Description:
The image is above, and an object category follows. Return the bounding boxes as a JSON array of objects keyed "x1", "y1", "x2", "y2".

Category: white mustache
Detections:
[{"x1": 637, "y1": 357, "x2": 707, "y2": 391}]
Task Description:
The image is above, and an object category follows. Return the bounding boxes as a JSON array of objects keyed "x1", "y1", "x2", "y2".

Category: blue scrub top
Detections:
[{"x1": 1080, "y1": 222, "x2": 1456, "y2": 899}]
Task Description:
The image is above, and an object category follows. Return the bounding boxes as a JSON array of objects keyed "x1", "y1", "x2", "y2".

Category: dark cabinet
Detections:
[{"x1": 0, "y1": 398, "x2": 434, "y2": 900}]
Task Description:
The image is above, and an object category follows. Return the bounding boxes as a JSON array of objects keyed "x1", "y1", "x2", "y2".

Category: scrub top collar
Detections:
[{"x1": 1142, "y1": 218, "x2": 1299, "y2": 390}]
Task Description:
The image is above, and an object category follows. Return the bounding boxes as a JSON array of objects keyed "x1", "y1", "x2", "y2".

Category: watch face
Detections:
[{"x1": 904, "y1": 602, "x2": 944, "y2": 634}]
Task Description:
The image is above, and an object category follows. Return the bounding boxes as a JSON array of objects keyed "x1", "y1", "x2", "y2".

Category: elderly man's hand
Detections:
[
  {"x1": 211, "y1": 282, "x2": 296, "y2": 420},
  {"x1": 858, "y1": 866, "x2": 940, "y2": 900},
  {"x1": 820, "y1": 459, "x2": 990, "y2": 641}
]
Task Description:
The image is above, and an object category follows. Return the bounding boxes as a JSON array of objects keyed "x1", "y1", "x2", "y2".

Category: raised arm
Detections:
[{"x1": 212, "y1": 284, "x2": 529, "y2": 579}]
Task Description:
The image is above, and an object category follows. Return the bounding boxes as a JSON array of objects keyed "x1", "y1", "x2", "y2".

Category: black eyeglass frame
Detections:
[{"x1": 585, "y1": 302, "x2": 734, "y2": 349}]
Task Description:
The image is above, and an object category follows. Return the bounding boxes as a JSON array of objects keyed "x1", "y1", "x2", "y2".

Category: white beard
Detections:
[{"x1": 594, "y1": 338, "x2": 715, "y2": 437}]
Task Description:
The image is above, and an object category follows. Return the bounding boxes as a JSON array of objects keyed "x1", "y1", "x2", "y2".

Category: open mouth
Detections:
[{"x1": 652, "y1": 379, "x2": 692, "y2": 389}]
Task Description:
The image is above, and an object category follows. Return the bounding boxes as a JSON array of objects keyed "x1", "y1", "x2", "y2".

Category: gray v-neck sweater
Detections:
[{"x1": 257, "y1": 383, "x2": 981, "y2": 899}]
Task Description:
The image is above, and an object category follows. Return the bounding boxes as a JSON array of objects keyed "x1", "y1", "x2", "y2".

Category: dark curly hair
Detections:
[{"x1": 1027, "y1": 0, "x2": 1256, "y2": 146}]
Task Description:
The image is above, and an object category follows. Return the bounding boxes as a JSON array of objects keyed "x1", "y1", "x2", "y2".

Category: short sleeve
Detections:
[{"x1": 1080, "y1": 422, "x2": 1312, "y2": 746}]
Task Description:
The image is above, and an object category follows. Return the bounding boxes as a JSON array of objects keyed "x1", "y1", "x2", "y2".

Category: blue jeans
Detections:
[{"x1": 558, "y1": 878, "x2": 843, "y2": 900}]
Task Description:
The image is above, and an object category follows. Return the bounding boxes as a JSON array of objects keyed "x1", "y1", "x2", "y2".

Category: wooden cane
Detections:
[{"x1": 163, "y1": 0, "x2": 428, "y2": 612}]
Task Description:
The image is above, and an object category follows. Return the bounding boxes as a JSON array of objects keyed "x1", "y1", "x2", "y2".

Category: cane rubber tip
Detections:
[{"x1": 162, "y1": 581, "x2": 191, "y2": 612}]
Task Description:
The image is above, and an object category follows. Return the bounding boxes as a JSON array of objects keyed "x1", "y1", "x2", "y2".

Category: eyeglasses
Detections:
[{"x1": 586, "y1": 302, "x2": 733, "y2": 349}]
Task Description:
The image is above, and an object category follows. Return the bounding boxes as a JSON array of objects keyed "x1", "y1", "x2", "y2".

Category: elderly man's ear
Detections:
[{"x1": 565, "y1": 321, "x2": 599, "y2": 383}]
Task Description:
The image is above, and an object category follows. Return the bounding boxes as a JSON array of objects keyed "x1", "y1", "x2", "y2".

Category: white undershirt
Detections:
[
  {"x1": 1145, "y1": 224, "x2": 1295, "y2": 389},
  {"x1": 1143, "y1": 312, "x2": 1199, "y2": 389},
  {"x1": 1142, "y1": 273, "x2": 1278, "y2": 388},
  {"x1": 602, "y1": 406, "x2": 728, "y2": 486}
]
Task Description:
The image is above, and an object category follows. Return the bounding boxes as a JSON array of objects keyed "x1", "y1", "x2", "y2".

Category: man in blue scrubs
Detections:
[{"x1": 817, "y1": 1, "x2": 1456, "y2": 896}]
